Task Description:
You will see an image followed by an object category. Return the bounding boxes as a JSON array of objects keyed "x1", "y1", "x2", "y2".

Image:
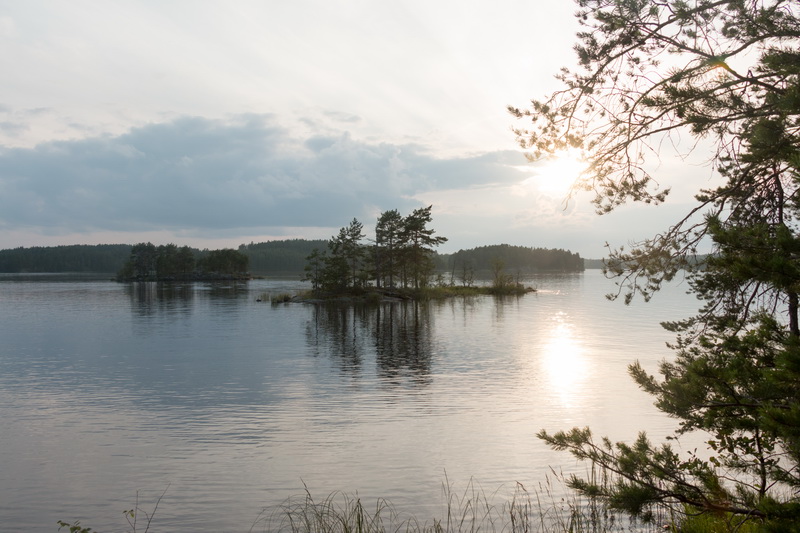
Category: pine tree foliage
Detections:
[
  {"x1": 513, "y1": 1, "x2": 800, "y2": 529},
  {"x1": 509, "y1": 0, "x2": 800, "y2": 302},
  {"x1": 303, "y1": 207, "x2": 448, "y2": 293},
  {"x1": 374, "y1": 209, "x2": 404, "y2": 288},
  {"x1": 403, "y1": 206, "x2": 448, "y2": 289}
]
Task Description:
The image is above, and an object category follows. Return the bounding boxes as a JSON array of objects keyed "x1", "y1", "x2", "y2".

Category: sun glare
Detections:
[{"x1": 523, "y1": 150, "x2": 587, "y2": 196}]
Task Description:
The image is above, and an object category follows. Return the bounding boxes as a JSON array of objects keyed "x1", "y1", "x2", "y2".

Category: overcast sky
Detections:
[{"x1": 0, "y1": 1, "x2": 714, "y2": 258}]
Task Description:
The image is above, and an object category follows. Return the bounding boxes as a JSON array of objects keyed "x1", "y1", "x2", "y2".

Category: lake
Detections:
[{"x1": 0, "y1": 270, "x2": 698, "y2": 531}]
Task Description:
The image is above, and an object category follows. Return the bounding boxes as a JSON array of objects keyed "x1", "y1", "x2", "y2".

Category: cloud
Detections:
[
  {"x1": 0, "y1": 114, "x2": 530, "y2": 239},
  {"x1": 0, "y1": 112, "x2": 710, "y2": 257},
  {"x1": 0, "y1": 120, "x2": 27, "y2": 137}
]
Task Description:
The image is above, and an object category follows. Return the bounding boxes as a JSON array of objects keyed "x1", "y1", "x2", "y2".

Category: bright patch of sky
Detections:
[{"x1": 0, "y1": 1, "x2": 712, "y2": 257}]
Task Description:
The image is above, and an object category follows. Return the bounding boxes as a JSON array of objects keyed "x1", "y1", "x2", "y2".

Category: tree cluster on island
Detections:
[
  {"x1": 116, "y1": 242, "x2": 249, "y2": 281},
  {"x1": 303, "y1": 205, "x2": 445, "y2": 293},
  {"x1": 302, "y1": 206, "x2": 535, "y2": 298},
  {"x1": 510, "y1": 0, "x2": 800, "y2": 530}
]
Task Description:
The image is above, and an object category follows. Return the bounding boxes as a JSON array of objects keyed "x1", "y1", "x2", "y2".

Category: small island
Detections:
[
  {"x1": 115, "y1": 243, "x2": 251, "y2": 282},
  {"x1": 296, "y1": 206, "x2": 537, "y2": 302}
]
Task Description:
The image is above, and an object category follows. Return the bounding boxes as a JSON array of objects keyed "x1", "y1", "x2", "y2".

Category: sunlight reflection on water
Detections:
[{"x1": 540, "y1": 311, "x2": 588, "y2": 409}]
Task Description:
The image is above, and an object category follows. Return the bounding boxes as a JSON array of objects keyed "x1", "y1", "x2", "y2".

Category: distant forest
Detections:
[
  {"x1": 0, "y1": 241, "x2": 325, "y2": 275},
  {"x1": 438, "y1": 244, "x2": 584, "y2": 274},
  {"x1": 239, "y1": 239, "x2": 328, "y2": 273},
  {"x1": 0, "y1": 240, "x2": 586, "y2": 275},
  {"x1": 0, "y1": 240, "x2": 333, "y2": 274},
  {"x1": 0, "y1": 244, "x2": 134, "y2": 273}
]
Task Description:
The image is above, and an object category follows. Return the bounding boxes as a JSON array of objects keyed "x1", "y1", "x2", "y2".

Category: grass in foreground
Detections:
[
  {"x1": 251, "y1": 475, "x2": 759, "y2": 533},
  {"x1": 59, "y1": 473, "x2": 682, "y2": 533},
  {"x1": 251, "y1": 478, "x2": 640, "y2": 533}
]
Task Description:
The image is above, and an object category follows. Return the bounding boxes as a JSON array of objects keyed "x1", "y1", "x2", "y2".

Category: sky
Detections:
[{"x1": 0, "y1": 1, "x2": 715, "y2": 258}]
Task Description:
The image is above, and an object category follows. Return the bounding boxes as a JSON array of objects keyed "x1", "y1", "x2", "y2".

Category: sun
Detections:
[{"x1": 523, "y1": 150, "x2": 588, "y2": 196}]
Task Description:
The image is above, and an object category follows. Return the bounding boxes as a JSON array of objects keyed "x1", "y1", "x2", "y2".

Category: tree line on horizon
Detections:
[
  {"x1": 0, "y1": 238, "x2": 586, "y2": 277},
  {"x1": 441, "y1": 244, "x2": 584, "y2": 274},
  {"x1": 0, "y1": 244, "x2": 133, "y2": 273},
  {"x1": 239, "y1": 239, "x2": 328, "y2": 273}
]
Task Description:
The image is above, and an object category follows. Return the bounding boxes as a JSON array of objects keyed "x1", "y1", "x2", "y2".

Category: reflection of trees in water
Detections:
[
  {"x1": 126, "y1": 282, "x2": 197, "y2": 338},
  {"x1": 373, "y1": 303, "x2": 433, "y2": 385},
  {"x1": 127, "y1": 282, "x2": 195, "y2": 319},
  {"x1": 438, "y1": 295, "x2": 480, "y2": 327},
  {"x1": 305, "y1": 302, "x2": 436, "y2": 385},
  {"x1": 204, "y1": 282, "x2": 250, "y2": 301},
  {"x1": 492, "y1": 294, "x2": 524, "y2": 323},
  {"x1": 126, "y1": 281, "x2": 250, "y2": 321},
  {"x1": 306, "y1": 304, "x2": 369, "y2": 373}
]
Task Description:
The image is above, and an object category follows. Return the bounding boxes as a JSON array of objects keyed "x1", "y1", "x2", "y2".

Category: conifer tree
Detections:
[
  {"x1": 331, "y1": 218, "x2": 366, "y2": 289},
  {"x1": 374, "y1": 209, "x2": 404, "y2": 288},
  {"x1": 512, "y1": 0, "x2": 800, "y2": 528},
  {"x1": 402, "y1": 205, "x2": 448, "y2": 289}
]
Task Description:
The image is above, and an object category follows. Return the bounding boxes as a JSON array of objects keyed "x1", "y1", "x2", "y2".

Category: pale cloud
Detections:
[{"x1": 0, "y1": 1, "x2": 580, "y2": 152}]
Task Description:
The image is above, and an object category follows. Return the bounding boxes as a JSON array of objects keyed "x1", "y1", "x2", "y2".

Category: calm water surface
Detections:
[{"x1": 0, "y1": 271, "x2": 697, "y2": 531}]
